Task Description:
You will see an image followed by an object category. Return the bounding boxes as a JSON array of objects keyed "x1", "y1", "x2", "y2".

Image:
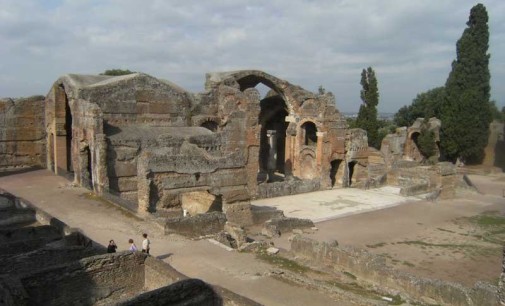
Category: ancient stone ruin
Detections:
[
  {"x1": 0, "y1": 71, "x2": 472, "y2": 228},
  {"x1": 0, "y1": 189, "x2": 258, "y2": 305}
]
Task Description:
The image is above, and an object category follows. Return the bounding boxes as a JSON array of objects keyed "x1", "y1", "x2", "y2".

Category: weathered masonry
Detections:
[
  {"x1": 41, "y1": 71, "x2": 371, "y2": 223},
  {"x1": 1, "y1": 70, "x2": 460, "y2": 225}
]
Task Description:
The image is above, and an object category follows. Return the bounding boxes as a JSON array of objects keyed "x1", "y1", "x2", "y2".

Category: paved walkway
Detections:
[
  {"x1": 0, "y1": 169, "x2": 344, "y2": 306},
  {"x1": 253, "y1": 186, "x2": 425, "y2": 222}
]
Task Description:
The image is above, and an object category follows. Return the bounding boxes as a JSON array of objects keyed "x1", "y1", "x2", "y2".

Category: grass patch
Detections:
[
  {"x1": 470, "y1": 214, "x2": 505, "y2": 227},
  {"x1": 366, "y1": 242, "x2": 387, "y2": 248},
  {"x1": 402, "y1": 261, "x2": 415, "y2": 267},
  {"x1": 256, "y1": 252, "x2": 309, "y2": 274},
  {"x1": 386, "y1": 294, "x2": 406, "y2": 305}
]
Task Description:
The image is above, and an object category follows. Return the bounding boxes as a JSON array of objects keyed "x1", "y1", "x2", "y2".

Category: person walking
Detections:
[
  {"x1": 128, "y1": 239, "x2": 137, "y2": 252},
  {"x1": 107, "y1": 240, "x2": 117, "y2": 253},
  {"x1": 142, "y1": 233, "x2": 150, "y2": 254}
]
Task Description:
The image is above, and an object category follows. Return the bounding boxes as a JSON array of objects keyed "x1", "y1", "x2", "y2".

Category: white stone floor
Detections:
[{"x1": 252, "y1": 186, "x2": 426, "y2": 222}]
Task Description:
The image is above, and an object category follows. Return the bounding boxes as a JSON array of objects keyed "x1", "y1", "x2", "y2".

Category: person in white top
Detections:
[{"x1": 142, "y1": 233, "x2": 150, "y2": 254}]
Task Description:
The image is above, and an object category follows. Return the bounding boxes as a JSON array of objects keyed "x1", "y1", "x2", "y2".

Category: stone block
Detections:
[
  {"x1": 181, "y1": 191, "x2": 220, "y2": 216},
  {"x1": 223, "y1": 202, "x2": 253, "y2": 226},
  {"x1": 164, "y1": 212, "x2": 227, "y2": 237},
  {"x1": 263, "y1": 217, "x2": 314, "y2": 238},
  {"x1": 217, "y1": 186, "x2": 250, "y2": 203},
  {"x1": 110, "y1": 161, "x2": 137, "y2": 177}
]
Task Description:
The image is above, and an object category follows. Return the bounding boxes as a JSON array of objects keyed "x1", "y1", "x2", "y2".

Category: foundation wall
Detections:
[
  {"x1": 291, "y1": 237, "x2": 497, "y2": 306},
  {"x1": 20, "y1": 252, "x2": 146, "y2": 305}
]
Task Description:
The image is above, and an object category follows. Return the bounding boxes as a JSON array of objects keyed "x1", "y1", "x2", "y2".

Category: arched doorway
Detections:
[
  {"x1": 54, "y1": 84, "x2": 73, "y2": 174},
  {"x1": 329, "y1": 159, "x2": 343, "y2": 188},
  {"x1": 81, "y1": 146, "x2": 93, "y2": 189},
  {"x1": 259, "y1": 94, "x2": 288, "y2": 182},
  {"x1": 234, "y1": 76, "x2": 289, "y2": 184},
  {"x1": 301, "y1": 122, "x2": 317, "y2": 146},
  {"x1": 346, "y1": 161, "x2": 357, "y2": 187}
]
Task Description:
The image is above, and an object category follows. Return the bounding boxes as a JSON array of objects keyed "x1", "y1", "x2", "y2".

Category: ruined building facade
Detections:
[
  {"x1": 39, "y1": 71, "x2": 371, "y2": 223},
  {"x1": 2, "y1": 70, "x2": 462, "y2": 224}
]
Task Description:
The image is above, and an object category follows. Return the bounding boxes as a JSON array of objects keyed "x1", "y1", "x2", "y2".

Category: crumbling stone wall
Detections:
[
  {"x1": 381, "y1": 117, "x2": 441, "y2": 164},
  {"x1": 40, "y1": 70, "x2": 376, "y2": 225},
  {"x1": 0, "y1": 96, "x2": 46, "y2": 170}
]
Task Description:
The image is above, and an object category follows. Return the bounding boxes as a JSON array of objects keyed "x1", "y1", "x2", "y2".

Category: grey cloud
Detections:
[{"x1": 0, "y1": 0, "x2": 504, "y2": 112}]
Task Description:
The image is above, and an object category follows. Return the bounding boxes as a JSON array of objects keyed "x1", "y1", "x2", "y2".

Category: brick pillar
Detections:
[
  {"x1": 316, "y1": 132, "x2": 325, "y2": 167},
  {"x1": 285, "y1": 120, "x2": 297, "y2": 178},
  {"x1": 95, "y1": 134, "x2": 109, "y2": 194},
  {"x1": 137, "y1": 152, "x2": 151, "y2": 214}
]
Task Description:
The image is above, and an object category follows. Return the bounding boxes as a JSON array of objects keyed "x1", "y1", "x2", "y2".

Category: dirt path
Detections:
[
  {"x1": 0, "y1": 169, "x2": 343, "y2": 306},
  {"x1": 2, "y1": 169, "x2": 503, "y2": 301}
]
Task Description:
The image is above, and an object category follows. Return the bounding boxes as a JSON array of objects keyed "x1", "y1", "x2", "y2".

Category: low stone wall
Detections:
[
  {"x1": 251, "y1": 205, "x2": 285, "y2": 225},
  {"x1": 262, "y1": 217, "x2": 314, "y2": 237},
  {"x1": 0, "y1": 188, "x2": 96, "y2": 249},
  {"x1": 19, "y1": 252, "x2": 146, "y2": 305},
  {"x1": 399, "y1": 182, "x2": 431, "y2": 196},
  {"x1": 120, "y1": 279, "x2": 222, "y2": 306},
  {"x1": 164, "y1": 212, "x2": 227, "y2": 237},
  {"x1": 0, "y1": 192, "x2": 36, "y2": 227},
  {"x1": 144, "y1": 256, "x2": 186, "y2": 291},
  {"x1": 256, "y1": 179, "x2": 320, "y2": 199},
  {"x1": 291, "y1": 236, "x2": 497, "y2": 306},
  {"x1": 0, "y1": 246, "x2": 99, "y2": 276}
]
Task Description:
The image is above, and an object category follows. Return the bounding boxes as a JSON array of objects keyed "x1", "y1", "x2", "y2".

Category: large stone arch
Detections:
[
  {"x1": 205, "y1": 70, "x2": 317, "y2": 117},
  {"x1": 45, "y1": 75, "x2": 109, "y2": 191}
]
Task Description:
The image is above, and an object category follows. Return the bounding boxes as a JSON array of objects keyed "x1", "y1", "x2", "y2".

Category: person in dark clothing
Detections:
[{"x1": 107, "y1": 240, "x2": 117, "y2": 253}]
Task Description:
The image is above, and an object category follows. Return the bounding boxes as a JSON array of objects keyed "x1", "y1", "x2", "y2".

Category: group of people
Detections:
[{"x1": 107, "y1": 233, "x2": 151, "y2": 254}]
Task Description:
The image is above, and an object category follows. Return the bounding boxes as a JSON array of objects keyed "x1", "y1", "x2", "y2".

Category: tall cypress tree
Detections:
[
  {"x1": 441, "y1": 3, "x2": 492, "y2": 163},
  {"x1": 355, "y1": 67, "x2": 380, "y2": 149}
]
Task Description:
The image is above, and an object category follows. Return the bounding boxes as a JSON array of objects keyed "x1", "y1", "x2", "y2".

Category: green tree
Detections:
[
  {"x1": 377, "y1": 119, "x2": 397, "y2": 146},
  {"x1": 416, "y1": 127, "x2": 437, "y2": 159},
  {"x1": 394, "y1": 87, "x2": 445, "y2": 127},
  {"x1": 355, "y1": 67, "x2": 380, "y2": 149},
  {"x1": 440, "y1": 3, "x2": 492, "y2": 163},
  {"x1": 100, "y1": 69, "x2": 135, "y2": 76},
  {"x1": 318, "y1": 85, "x2": 326, "y2": 95}
]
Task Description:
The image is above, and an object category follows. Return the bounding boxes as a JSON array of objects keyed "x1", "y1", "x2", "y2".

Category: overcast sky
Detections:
[{"x1": 1, "y1": 0, "x2": 504, "y2": 112}]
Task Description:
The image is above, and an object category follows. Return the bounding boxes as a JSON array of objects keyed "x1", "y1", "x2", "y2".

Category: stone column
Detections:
[
  {"x1": 285, "y1": 120, "x2": 297, "y2": 178},
  {"x1": 94, "y1": 134, "x2": 109, "y2": 194},
  {"x1": 316, "y1": 131, "x2": 325, "y2": 167},
  {"x1": 137, "y1": 151, "x2": 151, "y2": 214},
  {"x1": 266, "y1": 130, "x2": 277, "y2": 176}
]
